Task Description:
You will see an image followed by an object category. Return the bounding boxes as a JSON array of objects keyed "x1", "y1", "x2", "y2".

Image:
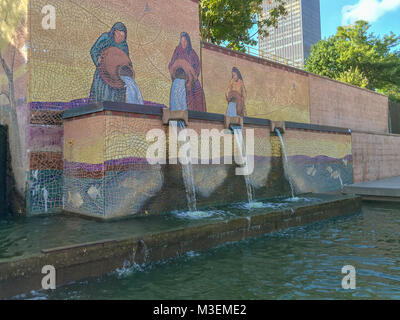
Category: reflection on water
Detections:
[{"x1": 12, "y1": 201, "x2": 400, "y2": 300}]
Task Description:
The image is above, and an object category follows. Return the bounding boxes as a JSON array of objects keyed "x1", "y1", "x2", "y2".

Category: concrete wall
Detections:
[
  {"x1": 309, "y1": 74, "x2": 389, "y2": 133},
  {"x1": 352, "y1": 132, "x2": 400, "y2": 183}
]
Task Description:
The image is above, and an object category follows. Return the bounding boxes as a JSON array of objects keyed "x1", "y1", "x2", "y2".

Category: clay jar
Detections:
[{"x1": 98, "y1": 46, "x2": 134, "y2": 89}]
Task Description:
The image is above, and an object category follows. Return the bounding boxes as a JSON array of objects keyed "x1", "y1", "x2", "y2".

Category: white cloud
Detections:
[{"x1": 342, "y1": 0, "x2": 400, "y2": 25}]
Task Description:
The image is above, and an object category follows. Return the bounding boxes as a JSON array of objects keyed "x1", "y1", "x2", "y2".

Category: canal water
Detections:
[{"x1": 9, "y1": 201, "x2": 400, "y2": 300}]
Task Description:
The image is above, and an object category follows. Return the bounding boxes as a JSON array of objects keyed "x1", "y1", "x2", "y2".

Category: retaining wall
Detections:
[
  {"x1": 309, "y1": 74, "x2": 389, "y2": 133},
  {"x1": 352, "y1": 131, "x2": 400, "y2": 183}
]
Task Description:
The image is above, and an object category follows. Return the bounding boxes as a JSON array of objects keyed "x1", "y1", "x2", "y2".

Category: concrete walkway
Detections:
[{"x1": 343, "y1": 176, "x2": 400, "y2": 201}]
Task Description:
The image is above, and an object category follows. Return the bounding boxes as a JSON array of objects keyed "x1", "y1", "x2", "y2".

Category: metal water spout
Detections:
[
  {"x1": 162, "y1": 109, "x2": 189, "y2": 126},
  {"x1": 270, "y1": 121, "x2": 286, "y2": 135}
]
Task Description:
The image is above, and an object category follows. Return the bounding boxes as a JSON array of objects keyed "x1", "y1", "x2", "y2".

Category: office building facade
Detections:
[{"x1": 259, "y1": 0, "x2": 321, "y2": 67}]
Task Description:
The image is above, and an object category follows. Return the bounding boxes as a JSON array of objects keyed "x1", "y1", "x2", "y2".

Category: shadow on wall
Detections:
[
  {"x1": 0, "y1": 125, "x2": 25, "y2": 215},
  {"x1": 389, "y1": 101, "x2": 400, "y2": 134},
  {"x1": 0, "y1": 125, "x2": 7, "y2": 214}
]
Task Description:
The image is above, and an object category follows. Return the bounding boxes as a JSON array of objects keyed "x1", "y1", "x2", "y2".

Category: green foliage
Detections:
[
  {"x1": 200, "y1": 0, "x2": 287, "y2": 51},
  {"x1": 380, "y1": 84, "x2": 400, "y2": 102},
  {"x1": 0, "y1": 0, "x2": 28, "y2": 50},
  {"x1": 0, "y1": 0, "x2": 27, "y2": 107},
  {"x1": 305, "y1": 21, "x2": 400, "y2": 100},
  {"x1": 336, "y1": 67, "x2": 369, "y2": 88}
]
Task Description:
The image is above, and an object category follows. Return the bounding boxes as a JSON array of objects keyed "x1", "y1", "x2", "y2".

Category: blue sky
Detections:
[
  {"x1": 251, "y1": 0, "x2": 400, "y2": 48},
  {"x1": 321, "y1": 0, "x2": 400, "y2": 39}
]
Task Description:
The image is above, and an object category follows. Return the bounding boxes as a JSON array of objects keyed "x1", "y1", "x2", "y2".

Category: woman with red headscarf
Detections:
[{"x1": 168, "y1": 32, "x2": 207, "y2": 112}]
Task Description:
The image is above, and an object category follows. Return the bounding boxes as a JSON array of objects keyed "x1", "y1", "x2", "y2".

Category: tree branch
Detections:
[
  {"x1": 0, "y1": 50, "x2": 12, "y2": 80},
  {"x1": 11, "y1": 46, "x2": 16, "y2": 71},
  {"x1": 248, "y1": 28, "x2": 260, "y2": 40}
]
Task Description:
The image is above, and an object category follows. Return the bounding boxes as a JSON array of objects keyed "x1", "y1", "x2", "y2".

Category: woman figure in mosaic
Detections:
[
  {"x1": 226, "y1": 67, "x2": 247, "y2": 117},
  {"x1": 168, "y1": 32, "x2": 206, "y2": 112},
  {"x1": 89, "y1": 22, "x2": 143, "y2": 104}
]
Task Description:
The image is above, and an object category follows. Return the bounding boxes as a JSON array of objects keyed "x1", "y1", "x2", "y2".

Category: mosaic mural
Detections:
[
  {"x1": 27, "y1": 0, "x2": 202, "y2": 215},
  {"x1": 63, "y1": 109, "x2": 353, "y2": 219},
  {"x1": 284, "y1": 130, "x2": 353, "y2": 194},
  {"x1": 202, "y1": 44, "x2": 311, "y2": 123},
  {"x1": 1, "y1": 0, "x2": 356, "y2": 217},
  {"x1": 29, "y1": 0, "x2": 200, "y2": 106}
]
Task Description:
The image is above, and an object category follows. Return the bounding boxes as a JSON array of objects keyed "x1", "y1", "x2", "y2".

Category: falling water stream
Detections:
[
  {"x1": 171, "y1": 120, "x2": 197, "y2": 212},
  {"x1": 232, "y1": 125, "x2": 255, "y2": 204},
  {"x1": 275, "y1": 128, "x2": 295, "y2": 198}
]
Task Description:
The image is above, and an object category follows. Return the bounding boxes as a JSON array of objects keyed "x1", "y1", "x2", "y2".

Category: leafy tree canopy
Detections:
[
  {"x1": 200, "y1": 0, "x2": 287, "y2": 51},
  {"x1": 304, "y1": 21, "x2": 400, "y2": 102},
  {"x1": 0, "y1": 0, "x2": 28, "y2": 50}
]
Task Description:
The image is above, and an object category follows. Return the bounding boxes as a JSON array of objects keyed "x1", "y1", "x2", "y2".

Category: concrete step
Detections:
[{"x1": 343, "y1": 176, "x2": 400, "y2": 201}]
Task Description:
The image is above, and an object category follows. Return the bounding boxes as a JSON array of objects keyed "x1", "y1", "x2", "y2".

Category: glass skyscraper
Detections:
[{"x1": 259, "y1": 0, "x2": 321, "y2": 67}]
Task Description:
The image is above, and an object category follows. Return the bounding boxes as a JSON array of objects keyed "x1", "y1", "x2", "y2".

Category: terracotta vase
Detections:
[{"x1": 98, "y1": 46, "x2": 133, "y2": 89}]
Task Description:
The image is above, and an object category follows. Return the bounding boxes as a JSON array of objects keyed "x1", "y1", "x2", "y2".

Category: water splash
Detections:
[
  {"x1": 275, "y1": 129, "x2": 295, "y2": 199},
  {"x1": 172, "y1": 209, "x2": 226, "y2": 220},
  {"x1": 232, "y1": 201, "x2": 286, "y2": 211},
  {"x1": 115, "y1": 262, "x2": 145, "y2": 278},
  {"x1": 170, "y1": 120, "x2": 197, "y2": 212},
  {"x1": 42, "y1": 187, "x2": 48, "y2": 213},
  {"x1": 232, "y1": 125, "x2": 255, "y2": 204}
]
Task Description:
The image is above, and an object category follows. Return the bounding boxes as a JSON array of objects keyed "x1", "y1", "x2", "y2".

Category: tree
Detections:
[
  {"x1": 304, "y1": 21, "x2": 400, "y2": 101},
  {"x1": 0, "y1": 0, "x2": 27, "y2": 109},
  {"x1": 200, "y1": 0, "x2": 287, "y2": 51},
  {"x1": 0, "y1": 0, "x2": 28, "y2": 174}
]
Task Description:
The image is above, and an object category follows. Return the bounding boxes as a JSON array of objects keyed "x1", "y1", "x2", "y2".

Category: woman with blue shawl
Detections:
[{"x1": 89, "y1": 22, "x2": 130, "y2": 103}]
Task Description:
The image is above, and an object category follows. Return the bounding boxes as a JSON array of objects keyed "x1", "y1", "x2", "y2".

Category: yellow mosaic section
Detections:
[
  {"x1": 105, "y1": 116, "x2": 165, "y2": 162},
  {"x1": 64, "y1": 114, "x2": 352, "y2": 165},
  {"x1": 105, "y1": 115, "x2": 281, "y2": 162},
  {"x1": 64, "y1": 116, "x2": 105, "y2": 164},
  {"x1": 28, "y1": 0, "x2": 200, "y2": 104},
  {"x1": 285, "y1": 130, "x2": 352, "y2": 159},
  {"x1": 202, "y1": 48, "x2": 311, "y2": 124}
]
